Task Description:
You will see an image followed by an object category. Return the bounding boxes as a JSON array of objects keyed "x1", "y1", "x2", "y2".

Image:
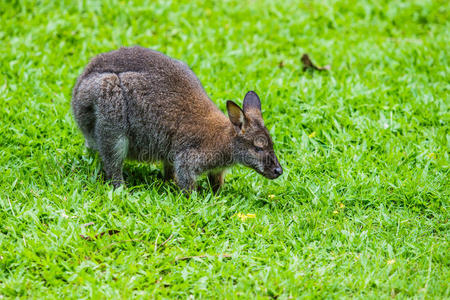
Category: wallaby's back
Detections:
[{"x1": 74, "y1": 46, "x2": 208, "y2": 101}]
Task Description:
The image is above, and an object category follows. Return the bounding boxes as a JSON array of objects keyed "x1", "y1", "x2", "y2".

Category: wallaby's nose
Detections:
[{"x1": 273, "y1": 167, "x2": 283, "y2": 176}]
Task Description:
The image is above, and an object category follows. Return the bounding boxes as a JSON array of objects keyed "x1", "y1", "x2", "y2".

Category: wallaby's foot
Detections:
[
  {"x1": 176, "y1": 175, "x2": 197, "y2": 194},
  {"x1": 84, "y1": 137, "x2": 98, "y2": 151},
  {"x1": 101, "y1": 160, "x2": 125, "y2": 189},
  {"x1": 97, "y1": 131, "x2": 128, "y2": 190},
  {"x1": 208, "y1": 171, "x2": 224, "y2": 193},
  {"x1": 103, "y1": 160, "x2": 125, "y2": 189},
  {"x1": 109, "y1": 176, "x2": 125, "y2": 189}
]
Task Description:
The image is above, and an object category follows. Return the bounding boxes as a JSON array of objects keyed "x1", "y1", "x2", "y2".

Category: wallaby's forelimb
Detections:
[{"x1": 208, "y1": 171, "x2": 225, "y2": 193}]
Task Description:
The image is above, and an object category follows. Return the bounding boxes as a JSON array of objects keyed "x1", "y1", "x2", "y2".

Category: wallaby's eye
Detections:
[
  {"x1": 254, "y1": 135, "x2": 268, "y2": 151},
  {"x1": 255, "y1": 146, "x2": 264, "y2": 152}
]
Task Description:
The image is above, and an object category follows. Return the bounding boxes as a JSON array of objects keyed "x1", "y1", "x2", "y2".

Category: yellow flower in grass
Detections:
[
  {"x1": 268, "y1": 194, "x2": 275, "y2": 200},
  {"x1": 339, "y1": 202, "x2": 345, "y2": 209},
  {"x1": 387, "y1": 259, "x2": 396, "y2": 265},
  {"x1": 308, "y1": 131, "x2": 317, "y2": 138},
  {"x1": 235, "y1": 212, "x2": 256, "y2": 221},
  {"x1": 333, "y1": 210, "x2": 339, "y2": 215}
]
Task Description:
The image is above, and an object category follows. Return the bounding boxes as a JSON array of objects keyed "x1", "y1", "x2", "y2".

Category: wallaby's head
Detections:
[{"x1": 227, "y1": 91, "x2": 283, "y2": 179}]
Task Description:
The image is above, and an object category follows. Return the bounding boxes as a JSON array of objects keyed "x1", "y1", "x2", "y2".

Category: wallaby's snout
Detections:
[
  {"x1": 265, "y1": 152, "x2": 283, "y2": 179},
  {"x1": 227, "y1": 91, "x2": 283, "y2": 180},
  {"x1": 273, "y1": 166, "x2": 283, "y2": 177}
]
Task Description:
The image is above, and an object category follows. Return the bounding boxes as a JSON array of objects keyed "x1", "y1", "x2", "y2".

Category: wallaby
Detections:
[{"x1": 72, "y1": 46, "x2": 282, "y2": 192}]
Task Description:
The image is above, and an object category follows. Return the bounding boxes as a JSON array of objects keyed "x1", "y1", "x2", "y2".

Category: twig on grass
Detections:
[
  {"x1": 82, "y1": 222, "x2": 95, "y2": 227},
  {"x1": 174, "y1": 254, "x2": 232, "y2": 262},
  {"x1": 156, "y1": 233, "x2": 175, "y2": 251},
  {"x1": 80, "y1": 229, "x2": 120, "y2": 241},
  {"x1": 100, "y1": 239, "x2": 148, "y2": 251},
  {"x1": 89, "y1": 238, "x2": 150, "y2": 257}
]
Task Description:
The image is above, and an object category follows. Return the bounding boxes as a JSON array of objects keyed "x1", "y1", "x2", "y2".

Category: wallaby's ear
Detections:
[
  {"x1": 227, "y1": 100, "x2": 245, "y2": 130},
  {"x1": 243, "y1": 91, "x2": 261, "y2": 112}
]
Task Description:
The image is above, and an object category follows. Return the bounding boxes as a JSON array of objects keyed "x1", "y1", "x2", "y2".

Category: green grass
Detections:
[{"x1": 0, "y1": 0, "x2": 449, "y2": 298}]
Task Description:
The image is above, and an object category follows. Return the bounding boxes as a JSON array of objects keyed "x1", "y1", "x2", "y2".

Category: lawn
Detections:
[{"x1": 0, "y1": 0, "x2": 449, "y2": 298}]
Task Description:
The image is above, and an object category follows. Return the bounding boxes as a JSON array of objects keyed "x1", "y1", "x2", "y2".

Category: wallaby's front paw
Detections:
[
  {"x1": 176, "y1": 180, "x2": 197, "y2": 195},
  {"x1": 108, "y1": 178, "x2": 125, "y2": 189}
]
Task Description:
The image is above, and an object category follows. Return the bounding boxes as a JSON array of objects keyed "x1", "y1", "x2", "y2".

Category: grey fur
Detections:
[{"x1": 72, "y1": 46, "x2": 282, "y2": 192}]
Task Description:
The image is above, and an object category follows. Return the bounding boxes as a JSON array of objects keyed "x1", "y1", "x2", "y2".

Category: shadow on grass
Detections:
[
  {"x1": 78, "y1": 150, "x2": 237, "y2": 198},
  {"x1": 121, "y1": 162, "x2": 179, "y2": 195},
  {"x1": 123, "y1": 162, "x2": 164, "y2": 186},
  {"x1": 123, "y1": 162, "x2": 220, "y2": 197}
]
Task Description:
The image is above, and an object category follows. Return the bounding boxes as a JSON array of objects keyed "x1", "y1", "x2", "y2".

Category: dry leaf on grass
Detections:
[{"x1": 301, "y1": 54, "x2": 330, "y2": 72}]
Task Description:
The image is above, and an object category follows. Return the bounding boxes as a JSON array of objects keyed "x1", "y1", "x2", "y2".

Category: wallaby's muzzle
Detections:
[{"x1": 261, "y1": 153, "x2": 283, "y2": 179}]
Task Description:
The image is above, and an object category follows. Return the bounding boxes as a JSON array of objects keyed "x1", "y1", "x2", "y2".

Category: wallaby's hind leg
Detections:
[
  {"x1": 208, "y1": 171, "x2": 225, "y2": 193},
  {"x1": 96, "y1": 127, "x2": 129, "y2": 188},
  {"x1": 92, "y1": 73, "x2": 129, "y2": 188}
]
